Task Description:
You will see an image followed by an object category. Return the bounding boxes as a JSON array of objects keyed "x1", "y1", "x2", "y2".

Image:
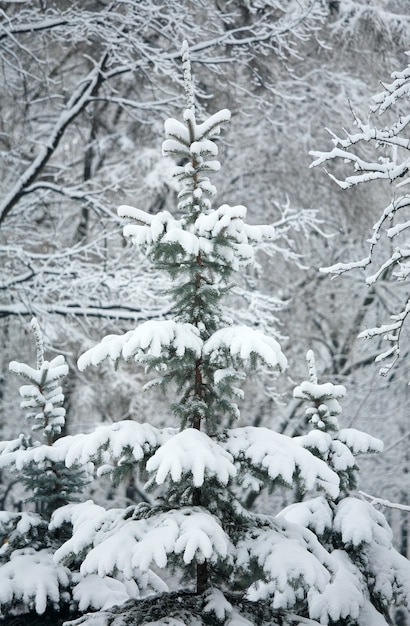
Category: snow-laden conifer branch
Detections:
[
  {"x1": 224, "y1": 427, "x2": 339, "y2": 499},
  {"x1": 0, "y1": 421, "x2": 173, "y2": 475},
  {"x1": 52, "y1": 501, "x2": 231, "y2": 577},
  {"x1": 0, "y1": 549, "x2": 71, "y2": 615},
  {"x1": 204, "y1": 326, "x2": 287, "y2": 371},
  {"x1": 146, "y1": 429, "x2": 237, "y2": 487}
]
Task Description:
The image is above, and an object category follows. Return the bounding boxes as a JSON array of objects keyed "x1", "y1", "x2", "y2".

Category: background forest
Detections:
[{"x1": 1, "y1": 0, "x2": 410, "y2": 624}]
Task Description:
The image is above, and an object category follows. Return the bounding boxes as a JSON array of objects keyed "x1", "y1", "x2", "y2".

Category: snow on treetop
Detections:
[
  {"x1": 78, "y1": 321, "x2": 202, "y2": 370},
  {"x1": 181, "y1": 108, "x2": 231, "y2": 140},
  {"x1": 293, "y1": 380, "x2": 346, "y2": 402},
  {"x1": 203, "y1": 326, "x2": 287, "y2": 371},
  {"x1": 9, "y1": 355, "x2": 68, "y2": 386},
  {"x1": 118, "y1": 202, "x2": 276, "y2": 272},
  {"x1": 146, "y1": 428, "x2": 237, "y2": 487},
  {"x1": 9, "y1": 354, "x2": 68, "y2": 438},
  {"x1": 224, "y1": 427, "x2": 339, "y2": 499},
  {"x1": 162, "y1": 109, "x2": 230, "y2": 193}
]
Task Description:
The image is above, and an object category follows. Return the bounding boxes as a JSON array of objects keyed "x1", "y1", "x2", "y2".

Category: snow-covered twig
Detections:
[{"x1": 360, "y1": 491, "x2": 410, "y2": 512}]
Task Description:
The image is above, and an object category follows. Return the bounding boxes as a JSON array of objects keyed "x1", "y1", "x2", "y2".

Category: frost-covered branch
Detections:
[
  {"x1": 311, "y1": 52, "x2": 410, "y2": 373},
  {"x1": 0, "y1": 53, "x2": 109, "y2": 227},
  {"x1": 360, "y1": 491, "x2": 410, "y2": 512}
]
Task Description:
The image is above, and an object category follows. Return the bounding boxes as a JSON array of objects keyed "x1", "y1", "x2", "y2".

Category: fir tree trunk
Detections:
[
  {"x1": 193, "y1": 350, "x2": 208, "y2": 593},
  {"x1": 196, "y1": 560, "x2": 208, "y2": 595}
]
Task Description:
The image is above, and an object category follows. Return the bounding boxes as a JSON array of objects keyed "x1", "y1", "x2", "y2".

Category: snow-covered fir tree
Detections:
[
  {"x1": 1, "y1": 45, "x2": 409, "y2": 625},
  {"x1": 287, "y1": 351, "x2": 410, "y2": 625},
  {"x1": 0, "y1": 318, "x2": 88, "y2": 617}
]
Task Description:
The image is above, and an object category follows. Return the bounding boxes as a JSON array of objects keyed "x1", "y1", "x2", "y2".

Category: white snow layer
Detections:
[
  {"x1": 293, "y1": 380, "x2": 346, "y2": 401},
  {"x1": 0, "y1": 421, "x2": 174, "y2": 474},
  {"x1": 0, "y1": 548, "x2": 69, "y2": 614},
  {"x1": 118, "y1": 201, "x2": 277, "y2": 271},
  {"x1": 9, "y1": 355, "x2": 68, "y2": 387},
  {"x1": 334, "y1": 497, "x2": 392, "y2": 547},
  {"x1": 72, "y1": 574, "x2": 133, "y2": 611},
  {"x1": 243, "y1": 521, "x2": 332, "y2": 608},
  {"x1": 52, "y1": 502, "x2": 230, "y2": 579},
  {"x1": 279, "y1": 497, "x2": 333, "y2": 536},
  {"x1": 203, "y1": 326, "x2": 287, "y2": 371},
  {"x1": 77, "y1": 321, "x2": 202, "y2": 370},
  {"x1": 308, "y1": 549, "x2": 364, "y2": 624},
  {"x1": 295, "y1": 427, "x2": 382, "y2": 475},
  {"x1": 224, "y1": 427, "x2": 339, "y2": 498},
  {"x1": 338, "y1": 428, "x2": 383, "y2": 454},
  {"x1": 77, "y1": 320, "x2": 287, "y2": 382},
  {"x1": 146, "y1": 428, "x2": 236, "y2": 487}
]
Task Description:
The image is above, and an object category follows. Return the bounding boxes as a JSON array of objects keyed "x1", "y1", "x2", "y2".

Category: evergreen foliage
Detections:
[
  {"x1": 6, "y1": 318, "x2": 87, "y2": 518},
  {"x1": 0, "y1": 44, "x2": 409, "y2": 626},
  {"x1": 0, "y1": 319, "x2": 88, "y2": 616}
]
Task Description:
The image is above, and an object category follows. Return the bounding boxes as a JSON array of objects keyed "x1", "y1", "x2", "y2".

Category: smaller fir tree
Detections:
[
  {"x1": 280, "y1": 350, "x2": 410, "y2": 624},
  {"x1": 7, "y1": 318, "x2": 87, "y2": 517},
  {"x1": 0, "y1": 318, "x2": 87, "y2": 617}
]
